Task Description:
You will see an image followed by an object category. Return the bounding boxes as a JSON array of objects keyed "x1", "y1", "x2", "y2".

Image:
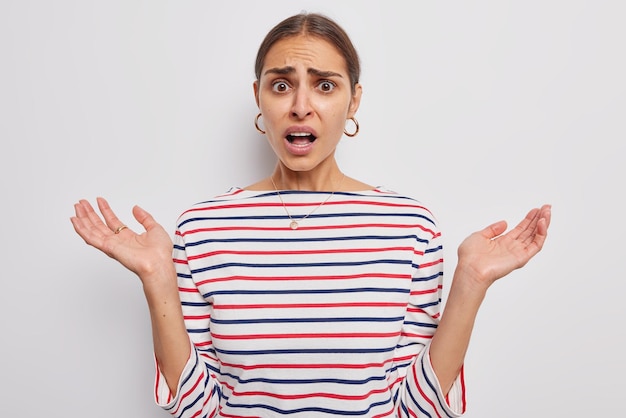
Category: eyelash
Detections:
[
  {"x1": 270, "y1": 80, "x2": 337, "y2": 93},
  {"x1": 317, "y1": 80, "x2": 336, "y2": 93},
  {"x1": 271, "y1": 80, "x2": 290, "y2": 93}
]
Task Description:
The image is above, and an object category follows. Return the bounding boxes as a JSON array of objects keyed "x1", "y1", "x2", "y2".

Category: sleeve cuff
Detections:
[
  {"x1": 424, "y1": 347, "x2": 467, "y2": 416},
  {"x1": 154, "y1": 339, "x2": 197, "y2": 408}
]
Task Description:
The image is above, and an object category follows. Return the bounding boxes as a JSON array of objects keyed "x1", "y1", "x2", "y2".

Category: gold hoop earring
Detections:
[
  {"x1": 254, "y1": 113, "x2": 266, "y2": 134},
  {"x1": 344, "y1": 117, "x2": 359, "y2": 137}
]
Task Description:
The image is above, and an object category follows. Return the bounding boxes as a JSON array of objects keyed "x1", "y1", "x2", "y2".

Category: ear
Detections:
[
  {"x1": 253, "y1": 80, "x2": 260, "y2": 108},
  {"x1": 347, "y1": 83, "x2": 362, "y2": 118}
]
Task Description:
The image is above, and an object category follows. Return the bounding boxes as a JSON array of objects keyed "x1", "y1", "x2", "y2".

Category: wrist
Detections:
[
  {"x1": 140, "y1": 263, "x2": 178, "y2": 293},
  {"x1": 452, "y1": 261, "x2": 492, "y2": 296}
]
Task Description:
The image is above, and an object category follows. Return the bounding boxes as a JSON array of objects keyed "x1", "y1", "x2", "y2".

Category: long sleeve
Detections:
[
  {"x1": 151, "y1": 188, "x2": 468, "y2": 417},
  {"x1": 154, "y1": 229, "x2": 222, "y2": 417},
  {"x1": 392, "y1": 229, "x2": 466, "y2": 417}
]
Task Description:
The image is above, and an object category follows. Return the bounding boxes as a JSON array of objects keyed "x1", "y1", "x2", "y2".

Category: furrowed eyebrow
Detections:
[
  {"x1": 264, "y1": 66, "x2": 295, "y2": 76},
  {"x1": 308, "y1": 68, "x2": 343, "y2": 78},
  {"x1": 263, "y1": 66, "x2": 343, "y2": 78}
]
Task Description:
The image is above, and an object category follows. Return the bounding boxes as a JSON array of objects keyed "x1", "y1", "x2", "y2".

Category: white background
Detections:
[{"x1": 1, "y1": 1, "x2": 624, "y2": 416}]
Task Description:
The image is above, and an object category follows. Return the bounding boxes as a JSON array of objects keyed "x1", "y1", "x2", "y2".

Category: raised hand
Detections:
[
  {"x1": 70, "y1": 197, "x2": 175, "y2": 283},
  {"x1": 456, "y1": 204, "x2": 552, "y2": 290}
]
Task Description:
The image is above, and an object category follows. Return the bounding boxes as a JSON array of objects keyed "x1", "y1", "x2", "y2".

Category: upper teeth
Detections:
[{"x1": 290, "y1": 132, "x2": 311, "y2": 137}]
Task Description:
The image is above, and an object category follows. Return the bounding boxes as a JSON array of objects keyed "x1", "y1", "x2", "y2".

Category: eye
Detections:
[
  {"x1": 317, "y1": 80, "x2": 336, "y2": 93},
  {"x1": 271, "y1": 81, "x2": 290, "y2": 93}
]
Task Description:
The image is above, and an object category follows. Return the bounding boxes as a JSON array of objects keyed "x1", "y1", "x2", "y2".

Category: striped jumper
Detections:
[{"x1": 155, "y1": 187, "x2": 466, "y2": 417}]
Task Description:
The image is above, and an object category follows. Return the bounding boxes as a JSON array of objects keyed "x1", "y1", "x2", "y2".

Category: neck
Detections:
[{"x1": 271, "y1": 164, "x2": 344, "y2": 192}]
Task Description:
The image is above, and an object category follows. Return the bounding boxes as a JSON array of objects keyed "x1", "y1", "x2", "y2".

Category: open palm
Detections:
[
  {"x1": 71, "y1": 197, "x2": 174, "y2": 281},
  {"x1": 457, "y1": 204, "x2": 551, "y2": 288}
]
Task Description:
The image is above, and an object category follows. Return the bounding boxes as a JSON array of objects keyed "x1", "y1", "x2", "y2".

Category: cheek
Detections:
[
  {"x1": 316, "y1": 99, "x2": 349, "y2": 120},
  {"x1": 260, "y1": 102, "x2": 283, "y2": 128}
]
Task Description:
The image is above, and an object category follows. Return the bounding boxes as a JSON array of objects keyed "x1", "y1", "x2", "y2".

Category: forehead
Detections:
[{"x1": 262, "y1": 35, "x2": 348, "y2": 75}]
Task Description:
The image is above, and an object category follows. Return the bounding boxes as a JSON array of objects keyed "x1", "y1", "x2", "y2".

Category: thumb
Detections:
[
  {"x1": 480, "y1": 220, "x2": 507, "y2": 240},
  {"x1": 132, "y1": 205, "x2": 158, "y2": 231}
]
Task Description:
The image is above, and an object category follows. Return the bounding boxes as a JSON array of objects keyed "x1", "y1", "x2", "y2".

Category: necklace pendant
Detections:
[{"x1": 289, "y1": 220, "x2": 299, "y2": 230}]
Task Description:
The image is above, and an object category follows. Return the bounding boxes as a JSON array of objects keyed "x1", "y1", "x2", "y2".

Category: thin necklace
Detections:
[{"x1": 270, "y1": 173, "x2": 346, "y2": 230}]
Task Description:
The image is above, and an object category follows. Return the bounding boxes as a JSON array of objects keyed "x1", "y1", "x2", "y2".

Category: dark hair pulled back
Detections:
[{"x1": 254, "y1": 13, "x2": 361, "y2": 93}]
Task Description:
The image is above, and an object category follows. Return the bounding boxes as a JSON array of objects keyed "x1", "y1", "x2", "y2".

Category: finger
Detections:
[
  {"x1": 96, "y1": 197, "x2": 127, "y2": 232},
  {"x1": 531, "y1": 205, "x2": 551, "y2": 244},
  {"x1": 539, "y1": 204, "x2": 552, "y2": 231},
  {"x1": 519, "y1": 206, "x2": 551, "y2": 258},
  {"x1": 524, "y1": 219, "x2": 548, "y2": 257},
  {"x1": 74, "y1": 200, "x2": 110, "y2": 236},
  {"x1": 508, "y1": 207, "x2": 540, "y2": 243},
  {"x1": 70, "y1": 213, "x2": 90, "y2": 242},
  {"x1": 77, "y1": 199, "x2": 110, "y2": 234},
  {"x1": 480, "y1": 220, "x2": 508, "y2": 240},
  {"x1": 519, "y1": 204, "x2": 552, "y2": 245},
  {"x1": 71, "y1": 203, "x2": 108, "y2": 247},
  {"x1": 74, "y1": 199, "x2": 97, "y2": 223}
]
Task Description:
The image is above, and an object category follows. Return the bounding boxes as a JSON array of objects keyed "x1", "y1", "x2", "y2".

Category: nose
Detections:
[{"x1": 290, "y1": 88, "x2": 313, "y2": 119}]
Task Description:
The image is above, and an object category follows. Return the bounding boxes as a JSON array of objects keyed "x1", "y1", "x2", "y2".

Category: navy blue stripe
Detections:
[
  {"x1": 403, "y1": 321, "x2": 438, "y2": 329},
  {"x1": 219, "y1": 370, "x2": 387, "y2": 386},
  {"x1": 211, "y1": 316, "x2": 405, "y2": 325},
  {"x1": 404, "y1": 382, "x2": 432, "y2": 418},
  {"x1": 202, "y1": 287, "x2": 410, "y2": 298},
  {"x1": 414, "y1": 301, "x2": 440, "y2": 309},
  {"x1": 165, "y1": 353, "x2": 201, "y2": 412},
  {"x1": 187, "y1": 328, "x2": 210, "y2": 333},
  {"x1": 425, "y1": 245, "x2": 443, "y2": 253},
  {"x1": 420, "y1": 355, "x2": 456, "y2": 418},
  {"x1": 411, "y1": 272, "x2": 443, "y2": 282},
  {"x1": 197, "y1": 189, "x2": 423, "y2": 202},
  {"x1": 180, "y1": 300, "x2": 208, "y2": 307},
  {"x1": 191, "y1": 259, "x2": 412, "y2": 274},
  {"x1": 214, "y1": 346, "x2": 396, "y2": 355},
  {"x1": 182, "y1": 234, "x2": 428, "y2": 248},
  {"x1": 178, "y1": 211, "x2": 435, "y2": 228},
  {"x1": 225, "y1": 397, "x2": 391, "y2": 416},
  {"x1": 176, "y1": 391, "x2": 205, "y2": 418}
]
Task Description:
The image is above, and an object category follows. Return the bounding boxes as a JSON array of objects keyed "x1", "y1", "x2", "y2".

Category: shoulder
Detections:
[
  {"x1": 175, "y1": 187, "x2": 271, "y2": 226},
  {"x1": 365, "y1": 187, "x2": 440, "y2": 228},
  {"x1": 369, "y1": 186, "x2": 434, "y2": 211}
]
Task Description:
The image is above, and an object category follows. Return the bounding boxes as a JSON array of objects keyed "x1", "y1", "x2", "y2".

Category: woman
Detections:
[{"x1": 71, "y1": 12, "x2": 551, "y2": 417}]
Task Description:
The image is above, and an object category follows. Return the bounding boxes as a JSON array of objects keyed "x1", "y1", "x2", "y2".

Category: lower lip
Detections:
[{"x1": 284, "y1": 138, "x2": 315, "y2": 156}]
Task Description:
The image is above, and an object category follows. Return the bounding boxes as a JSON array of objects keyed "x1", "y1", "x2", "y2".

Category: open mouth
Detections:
[{"x1": 286, "y1": 132, "x2": 317, "y2": 144}]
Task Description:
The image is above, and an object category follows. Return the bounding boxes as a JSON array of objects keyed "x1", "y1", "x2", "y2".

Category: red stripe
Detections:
[
  {"x1": 187, "y1": 246, "x2": 415, "y2": 260},
  {"x1": 407, "y1": 306, "x2": 440, "y2": 320},
  {"x1": 213, "y1": 301, "x2": 407, "y2": 310},
  {"x1": 181, "y1": 223, "x2": 437, "y2": 237},
  {"x1": 412, "y1": 360, "x2": 442, "y2": 418},
  {"x1": 184, "y1": 314, "x2": 211, "y2": 320},
  {"x1": 171, "y1": 370, "x2": 206, "y2": 416},
  {"x1": 410, "y1": 288, "x2": 439, "y2": 296},
  {"x1": 154, "y1": 358, "x2": 161, "y2": 402},
  {"x1": 219, "y1": 359, "x2": 394, "y2": 370},
  {"x1": 371, "y1": 405, "x2": 395, "y2": 418},
  {"x1": 460, "y1": 365, "x2": 467, "y2": 412},
  {"x1": 229, "y1": 386, "x2": 390, "y2": 401},
  {"x1": 181, "y1": 198, "x2": 430, "y2": 215},
  {"x1": 210, "y1": 331, "x2": 402, "y2": 340},
  {"x1": 196, "y1": 272, "x2": 410, "y2": 286},
  {"x1": 400, "y1": 332, "x2": 434, "y2": 339},
  {"x1": 418, "y1": 258, "x2": 443, "y2": 269}
]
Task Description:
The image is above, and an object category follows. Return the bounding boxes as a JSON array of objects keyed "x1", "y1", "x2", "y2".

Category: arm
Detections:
[
  {"x1": 154, "y1": 230, "x2": 222, "y2": 416},
  {"x1": 71, "y1": 198, "x2": 190, "y2": 394},
  {"x1": 393, "y1": 226, "x2": 465, "y2": 417},
  {"x1": 429, "y1": 204, "x2": 552, "y2": 394}
]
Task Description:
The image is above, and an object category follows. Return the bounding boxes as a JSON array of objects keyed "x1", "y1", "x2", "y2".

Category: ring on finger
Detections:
[{"x1": 114, "y1": 225, "x2": 128, "y2": 234}]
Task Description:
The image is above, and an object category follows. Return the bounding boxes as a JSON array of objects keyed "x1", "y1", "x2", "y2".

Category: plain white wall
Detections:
[{"x1": 1, "y1": 1, "x2": 624, "y2": 416}]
